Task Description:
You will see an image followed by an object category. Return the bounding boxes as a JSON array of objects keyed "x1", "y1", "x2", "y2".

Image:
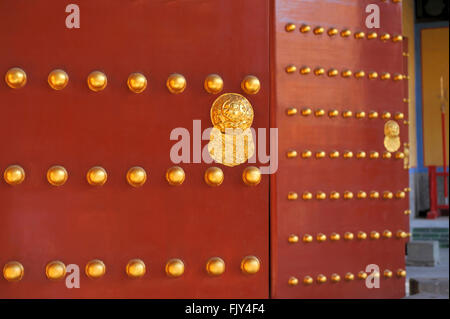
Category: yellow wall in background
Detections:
[
  {"x1": 402, "y1": 0, "x2": 417, "y2": 168},
  {"x1": 421, "y1": 27, "x2": 449, "y2": 166}
]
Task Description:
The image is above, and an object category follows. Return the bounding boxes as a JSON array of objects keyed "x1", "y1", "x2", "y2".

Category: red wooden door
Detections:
[
  {"x1": 0, "y1": 0, "x2": 270, "y2": 298},
  {"x1": 270, "y1": 0, "x2": 409, "y2": 298}
]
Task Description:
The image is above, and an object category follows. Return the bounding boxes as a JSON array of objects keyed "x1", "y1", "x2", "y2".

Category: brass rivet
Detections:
[
  {"x1": 331, "y1": 273, "x2": 341, "y2": 283},
  {"x1": 46, "y1": 261, "x2": 66, "y2": 280},
  {"x1": 317, "y1": 274, "x2": 327, "y2": 283},
  {"x1": 285, "y1": 23, "x2": 296, "y2": 32},
  {"x1": 302, "y1": 192, "x2": 313, "y2": 200},
  {"x1": 241, "y1": 256, "x2": 260, "y2": 275},
  {"x1": 167, "y1": 73, "x2": 187, "y2": 94},
  {"x1": 165, "y1": 258, "x2": 185, "y2": 277},
  {"x1": 204, "y1": 167, "x2": 224, "y2": 187},
  {"x1": 357, "y1": 231, "x2": 367, "y2": 240},
  {"x1": 85, "y1": 259, "x2": 106, "y2": 279},
  {"x1": 303, "y1": 234, "x2": 313, "y2": 243},
  {"x1": 127, "y1": 72, "x2": 147, "y2": 93},
  {"x1": 288, "y1": 234, "x2": 299, "y2": 243},
  {"x1": 4, "y1": 165, "x2": 26, "y2": 186},
  {"x1": 5, "y1": 67, "x2": 27, "y2": 89},
  {"x1": 86, "y1": 166, "x2": 107, "y2": 186},
  {"x1": 345, "y1": 273, "x2": 355, "y2": 281},
  {"x1": 316, "y1": 233, "x2": 327, "y2": 242},
  {"x1": 48, "y1": 69, "x2": 69, "y2": 90},
  {"x1": 87, "y1": 71, "x2": 107, "y2": 92},
  {"x1": 126, "y1": 259, "x2": 146, "y2": 278},
  {"x1": 206, "y1": 257, "x2": 225, "y2": 276},
  {"x1": 288, "y1": 276, "x2": 299, "y2": 286},
  {"x1": 166, "y1": 166, "x2": 186, "y2": 186},
  {"x1": 127, "y1": 166, "x2": 147, "y2": 187},
  {"x1": 47, "y1": 165, "x2": 69, "y2": 186},
  {"x1": 3, "y1": 261, "x2": 24, "y2": 282},
  {"x1": 241, "y1": 75, "x2": 260, "y2": 95},
  {"x1": 204, "y1": 74, "x2": 224, "y2": 94},
  {"x1": 242, "y1": 166, "x2": 261, "y2": 186},
  {"x1": 288, "y1": 192, "x2": 299, "y2": 201},
  {"x1": 344, "y1": 232, "x2": 354, "y2": 241}
]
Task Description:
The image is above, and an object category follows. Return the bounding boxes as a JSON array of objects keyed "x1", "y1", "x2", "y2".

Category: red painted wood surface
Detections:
[
  {"x1": 271, "y1": 0, "x2": 409, "y2": 298},
  {"x1": 0, "y1": 0, "x2": 270, "y2": 298}
]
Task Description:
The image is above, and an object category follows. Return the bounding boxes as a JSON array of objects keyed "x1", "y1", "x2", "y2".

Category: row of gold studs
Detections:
[
  {"x1": 287, "y1": 190, "x2": 408, "y2": 201},
  {"x1": 4, "y1": 67, "x2": 261, "y2": 95},
  {"x1": 286, "y1": 66, "x2": 406, "y2": 81},
  {"x1": 286, "y1": 108, "x2": 405, "y2": 120},
  {"x1": 287, "y1": 150, "x2": 406, "y2": 160},
  {"x1": 289, "y1": 269, "x2": 406, "y2": 286},
  {"x1": 288, "y1": 230, "x2": 410, "y2": 244},
  {"x1": 2, "y1": 165, "x2": 263, "y2": 187},
  {"x1": 285, "y1": 23, "x2": 403, "y2": 42},
  {"x1": 2, "y1": 256, "x2": 261, "y2": 282}
]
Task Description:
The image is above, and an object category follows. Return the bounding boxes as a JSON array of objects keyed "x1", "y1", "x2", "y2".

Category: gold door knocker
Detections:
[
  {"x1": 384, "y1": 120, "x2": 401, "y2": 152},
  {"x1": 208, "y1": 93, "x2": 255, "y2": 167}
]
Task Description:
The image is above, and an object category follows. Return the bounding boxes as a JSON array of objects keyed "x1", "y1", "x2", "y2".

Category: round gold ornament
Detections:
[
  {"x1": 48, "y1": 69, "x2": 69, "y2": 90},
  {"x1": 208, "y1": 128, "x2": 255, "y2": 167},
  {"x1": 210, "y1": 93, "x2": 254, "y2": 133}
]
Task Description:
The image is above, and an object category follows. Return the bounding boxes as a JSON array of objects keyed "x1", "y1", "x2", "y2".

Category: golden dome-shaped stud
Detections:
[
  {"x1": 206, "y1": 257, "x2": 225, "y2": 276},
  {"x1": 204, "y1": 74, "x2": 224, "y2": 94},
  {"x1": 285, "y1": 23, "x2": 296, "y2": 32},
  {"x1": 329, "y1": 151, "x2": 340, "y2": 159},
  {"x1": 314, "y1": 68, "x2": 325, "y2": 76},
  {"x1": 356, "y1": 151, "x2": 367, "y2": 159},
  {"x1": 394, "y1": 74, "x2": 404, "y2": 81},
  {"x1": 330, "y1": 233, "x2": 341, "y2": 241},
  {"x1": 288, "y1": 276, "x2": 299, "y2": 286},
  {"x1": 166, "y1": 166, "x2": 185, "y2": 186},
  {"x1": 302, "y1": 192, "x2": 313, "y2": 200},
  {"x1": 315, "y1": 151, "x2": 326, "y2": 159},
  {"x1": 303, "y1": 276, "x2": 314, "y2": 285},
  {"x1": 381, "y1": 73, "x2": 391, "y2": 81},
  {"x1": 382, "y1": 111, "x2": 392, "y2": 119},
  {"x1": 286, "y1": 107, "x2": 298, "y2": 116},
  {"x1": 300, "y1": 66, "x2": 311, "y2": 75},
  {"x1": 383, "y1": 269, "x2": 393, "y2": 278},
  {"x1": 301, "y1": 108, "x2": 312, "y2": 116},
  {"x1": 3, "y1": 261, "x2": 24, "y2": 282},
  {"x1": 345, "y1": 273, "x2": 355, "y2": 281},
  {"x1": 87, "y1": 71, "x2": 107, "y2": 92},
  {"x1": 355, "y1": 71, "x2": 366, "y2": 79},
  {"x1": 47, "y1": 165, "x2": 68, "y2": 186},
  {"x1": 86, "y1": 166, "x2": 108, "y2": 186},
  {"x1": 404, "y1": 209, "x2": 412, "y2": 215},
  {"x1": 344, "y1": 232, "x2": 354, "y2": 241},
  {"x1": 358, "y1": 271, "x2": 368, "y2": 280},
  {"x1": 368, "y1": 72, "x2": 379, "y2": 80},
  {"x1": 370, "y1": 151, "x2": 380, "y2": 159},
  {"x1": 357, "y1": 191, "x2": 367, "y2": 199},
  {"x1": 5, "y1": 67, "x2": 27, "y2": 89},
  {"x1": 85, "y1": 259, "x2": 106, "y2": 279},
  {"x1": 4, "y1": 165, "x2": 25, "y2": 185},
  {"x1": 303, "y1": 234, "x2": 313, "y2": 243},
  {"x1": 316, "y1": 191, "x2": 327, "y2": 200},
  {"x1": 369, "y1": 111, "x2": 379, "y2": 119},
  {"x1": 167, "y1": 73, "x2": 187, "y2": 94},
  {"x1": 383, "y1": 151, "x2": 392, "y2": 159},
  {"x1": 287, "y1": 150, "x2": 298, "y2": 158},
  {"x1": 328, "y1": 69, "x2": 339, "y2": 77},
  {"x1": 126, "y1": 259, "x2": 146, "y2": 278},
  {"x1": 341, "y1": 29, "x2": 352, "y2": 37},
  {"x1": 286, "y1": 65, "x2": 297, "y2": 74},
  {"x1": 288, "y1": 234, "x2": 299, "y2": 243},
  {"x1": 328, "y1": 28, "x2": 339, "y2": 36},
  {"x1": 356, "y1": 111, "x2": 366, "y2": 119},
  {"x1": 380, "y1": 33, "x2": 391, "y2": 41},
  {"x1": 396, "y1": 269, "x2": 406, "y2": 278},
  {"x1": 341, "y1": 70, "x2": 353, "y2": 78},
  {"x1": 288, "y1": 192, "x2": 299, "y2": 201},
  {"x1": 368, "y1": 32, "x2": 378, "y2": 39},
  {"x1": 302, "y1": 150, "x2": 313, "y2": 158},
  {"x1": 313, "y1": 27, "x2": 324, "y2": 35},
  {"x1": 300, "y1": 25, "x2": 311, "y2": 33},
  {"x1": 370, "y1": 191, "x2": 380, "y2": 199},
  {"x1": 315, "y1": 109, "x2": 326, "y2": 117},
  {"x1": 331, "y1": 273, "x2": 341, "y2": 283},
  {"x1": 316, "y1": 233, "x2": 327, "y2": 243},
  {"x1": 396, "y1": 231, "x2": 408, "y2": 239},
  {"x1": 370, "y1": 231, "x2": 381, "y2": 240},
  {"x1": 344, "y1": 191, "x2": 354, "y2": 200},
  {"x1": 241, "y1": 75, "x2": 260, "y2": 95},
  {"x1": 127, "y1": 72, "x2": 147, "y2": 93},
  {"x1": 45, "y1": 261, "x2": 66, "y2": 280},
  {"x1": 343, "y1": 151, "x2": 353, "y2": 159},
  {"x1": 396, "y1": 191, "x2": 406, "y2": 199},
  {"x1": 355, "y1": 31, "x2": 365, "y2": 39},
  {"x1": 395, "y1": 112, "x2": 405, "y2": 120},
  {"x1": 383, "y1": 191, "x2": 394, "y2": 200},
  {"x1": 241, "y1": 256, "x2": 260, "y2": 275},
  {"x1": 383, "y1": 230, "x2": 393, "y2": 239},
  {"x1": 48, "y1": 69, "x2": 69, "y2": 90},
  {"x1": 342, "y1": 110, "x2": 353, "y2": 118},
  {"x1": 126, "y1": 166, "x2": 147, "y2": 187},
  {"x1": 328, "y1": 110, "x2": 339, "y2": 118},
  {"x1": 242, "y1": 167, "x2": 261, "y2": 186},
  {"x1": 357, "y1": 231, "x2": 367, "y2": 240},
  {"x1": 393, "y1": 35, "x2": 403, "y2": 42},
  {"x1": 166, "y1": 258, "x2": 185, "y2": 277},
  {"x1": 330, "y1": 191, "x2": 340, "y2": 200},
  {"x1": 317, "y1": 274, "x2": 327, "y2": 283},
  {"x1": 204, "y1": 167, "x2": 224, "y2": 187},
  {"x1": 395, "y1": 152, "x2": 405, "y2": 159}
]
